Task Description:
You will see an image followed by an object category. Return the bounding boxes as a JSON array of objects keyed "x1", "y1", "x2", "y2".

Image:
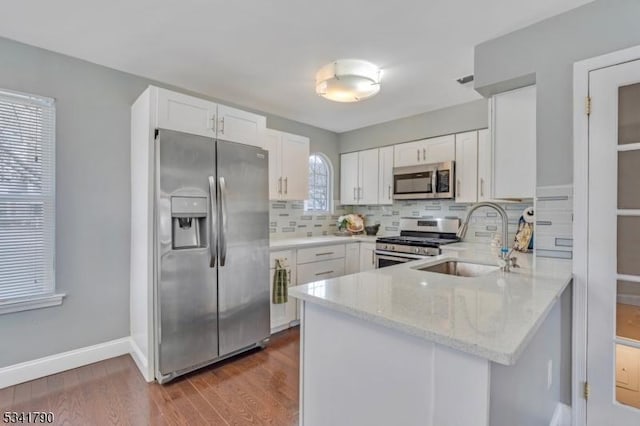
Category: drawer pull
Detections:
[
  {"x1": 315, "y1": 252, "x2": 334, "y2": 256},
  {"x1": 315, "y1": 270, "x2": 334, "y2": 276}
]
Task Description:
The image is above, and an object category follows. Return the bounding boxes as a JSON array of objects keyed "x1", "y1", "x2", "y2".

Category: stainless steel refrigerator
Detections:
[{"x1": 154, "y1": 129, "x2": 270, "y2": 384}]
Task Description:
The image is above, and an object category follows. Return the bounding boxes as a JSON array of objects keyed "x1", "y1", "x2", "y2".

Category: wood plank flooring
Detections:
[{"x1": 0, "y1": 327, "x2": 300, "y2": 426}]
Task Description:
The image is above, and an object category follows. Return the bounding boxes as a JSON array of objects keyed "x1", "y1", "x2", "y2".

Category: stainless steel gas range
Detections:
[{"x1": 375, "y1": 218, "x2": 461, "y2": 268}]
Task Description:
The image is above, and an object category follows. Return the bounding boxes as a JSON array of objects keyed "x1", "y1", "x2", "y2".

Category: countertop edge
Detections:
[
  {"x1": 290, "y1": 287, "x2": 511, "y2": 365},
  {"x1": 270, "y1": 235, "x2": 378, "y2": 251},
  {"x1": 289, "y1": 273, "x2": 573, "y2": 366}
]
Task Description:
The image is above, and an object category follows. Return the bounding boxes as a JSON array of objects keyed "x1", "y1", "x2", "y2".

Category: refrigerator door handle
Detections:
[
  {"x1": 208, "y1": 176, "x2": 217, "y2": 268},
  {"x1": 219, "y1": 176, "x2": 228, "y2": 267}
]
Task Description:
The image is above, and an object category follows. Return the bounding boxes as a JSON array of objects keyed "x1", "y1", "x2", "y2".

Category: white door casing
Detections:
[{"x1": 585, "y1": 58, "x2": 640, "y2": 426}]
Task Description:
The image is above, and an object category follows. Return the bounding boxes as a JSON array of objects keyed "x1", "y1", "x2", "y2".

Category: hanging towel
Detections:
[{"x1": 273, "y1": 259, "x2": 289, "y2": 304}]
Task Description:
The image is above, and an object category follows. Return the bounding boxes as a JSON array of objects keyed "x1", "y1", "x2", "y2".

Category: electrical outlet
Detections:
[{"x1": 547, "y1": 360, "x2": 553, "y2": 390}]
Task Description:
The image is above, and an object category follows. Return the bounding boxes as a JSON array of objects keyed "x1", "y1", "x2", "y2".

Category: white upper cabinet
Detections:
[
  {"x1": 358, "y1": 149, "x2": 379, "y2": 205},
  {"x1": 394, "y1": 135, "x2": 455, "y2": 167},
  {"x1": 491, "y1": 85, "x2": 536, "y2": 199},
  {"x1": 281, "y1": 132, "x2": 310, "y2": 201},
  {"x1": 455, "y1": 131, "x2": 478, "y2": 203},
  {"x1": 217, "y1": 104, "x2": 266, "y2": 148},
  {"x1": 378, "y1": 146, "x2": 394, "y2": 205},
  {"x1": 394, "y1": 140, "x2": 423, "y2": 167},
  {"x1": 156, "y1": 88, "x2": 217, "y2": 138},
  {"x1": 266, "y1": 130, "x2": 283, "y2": 200},
  {"x1": 340, "y1": 149, "x2": 379, "y2": 205},
  {"x1": 340, "y1": 152, "x2": 360, "y2": 205},
  {"x1": 477, "y1": 129, "x2": 493, "y2": 202},
  {"x1": 266, "y1": 129, "x2": 310, "y2": 201},
  {"x1": 425, "y1": 135, "x2": 456, "y2": 163},
  {"x1": 154, "y1": 87, "x2": 266, "y2": 147}
]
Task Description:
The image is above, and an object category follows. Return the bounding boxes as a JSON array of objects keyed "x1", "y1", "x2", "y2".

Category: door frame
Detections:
[{"x1": 573, "y1": 43, "x2": 640, "y2": 426}]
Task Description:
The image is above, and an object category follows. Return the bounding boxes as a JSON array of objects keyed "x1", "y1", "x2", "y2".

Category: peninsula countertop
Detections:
[{"x1": 289, "y1": 244, "x2": 572, "y2": 365}]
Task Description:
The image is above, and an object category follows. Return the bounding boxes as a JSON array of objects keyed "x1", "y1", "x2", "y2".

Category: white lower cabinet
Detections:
[
  {"x1": 270, "y1": 241, "x2": 377, "y2": 334},
  {"x1": 270, "y1": 250, "x2": 297, "y2": 333},
  {"x1": 359, "y1": 242, "x2": 377, "y2": 271},
  {"x1": 297, "y1": 258, "x2": 346, "y2": 285},
  {"x1": 345, "y1": 243, "x2": 360, "y2": 274}
]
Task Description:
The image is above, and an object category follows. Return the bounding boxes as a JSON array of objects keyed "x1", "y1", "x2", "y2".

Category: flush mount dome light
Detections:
[{"x1": 315, "y1": 59, "x2": 381, "y2": 102}]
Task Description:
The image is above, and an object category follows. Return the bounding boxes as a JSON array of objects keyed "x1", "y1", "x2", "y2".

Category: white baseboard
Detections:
[
  {"x1": 129, "y1": 338, "x2": 154, "y2": 382},
  {"x1": 618, "y1": 294, "x2": 640, "y2": 307},
  {"x1": 0, "y1": 337, "x2": 131, "y2": 389},
  {"x1": 549, "y1": 403, "x2": 571, "y2": 426}
]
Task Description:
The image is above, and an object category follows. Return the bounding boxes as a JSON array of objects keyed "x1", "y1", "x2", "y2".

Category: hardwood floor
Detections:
[{"x1": 0, "y1": 327, "x2": 300, "y2": 426}]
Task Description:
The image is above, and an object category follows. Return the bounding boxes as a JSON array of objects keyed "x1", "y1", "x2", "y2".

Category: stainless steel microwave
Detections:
[{"x1": 393, "y1": 161, "x2": 455, "y2": 200}]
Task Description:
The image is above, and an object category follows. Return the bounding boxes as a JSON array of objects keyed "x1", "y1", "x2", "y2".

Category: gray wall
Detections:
[
  {"x1": 0, "y1": 36, "x2": 339, "y2": 367},
  {"x1": 474, "y1": 0, "x2": 640, "y2": 186},
  {"x1": 338, "y1": 99, "x2": 488, "y2": 153},
  {"x1": 490, "y1": 283, "x2": 572, "y2": 426}
]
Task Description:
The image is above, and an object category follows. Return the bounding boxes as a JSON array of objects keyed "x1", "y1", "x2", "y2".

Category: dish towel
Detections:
[{"x1": 272, "y1": 259, "x2": 289, "y2": 304}]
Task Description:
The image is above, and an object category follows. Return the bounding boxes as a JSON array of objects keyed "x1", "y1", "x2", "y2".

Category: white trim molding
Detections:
[
  {"x1": 0, "y1": 293, "x2": 65, "y2": 315},
  {"x1": 129, "y1": 338, "x2": 154, "y2": 382},
  {"x1": 0, "y1": 337, "x2": 131, "y2": 389},
  {"x1": 573, "y1": 43, "x2": 640, "y2": 426}
]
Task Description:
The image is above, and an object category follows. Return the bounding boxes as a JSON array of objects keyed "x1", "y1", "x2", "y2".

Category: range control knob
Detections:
[
  {"x1": 414, "y1": 248, "x2": 421, "y2": 254},
  {"x1": 390, "y1": 245, "x2": 395, "y2": 251}
]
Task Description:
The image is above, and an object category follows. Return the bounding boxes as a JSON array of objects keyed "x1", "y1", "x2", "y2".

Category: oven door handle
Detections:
[
  {"x1": 376, "y1": 255, "x2": 413, "y2": 263},
  {"x1": 375, "y1": 251, "x2": 428, "y2": 261}
]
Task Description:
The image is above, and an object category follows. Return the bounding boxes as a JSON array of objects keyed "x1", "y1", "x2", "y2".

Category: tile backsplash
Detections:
[
  {"x1": 351, "y1": 200, "x2": 533, "y2": 245},
  {"x1": 269, "y1": 201, "x2": 352, "y2": 239},
  {"x1": 269, "y1": 199, "x2": 533, "y2": 246}
]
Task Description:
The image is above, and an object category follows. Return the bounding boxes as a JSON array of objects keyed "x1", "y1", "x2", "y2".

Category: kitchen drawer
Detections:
[
  {"x1": 270, "y1": 250, "x2": 294, "y2": 267},
  {"x1": 296, "y1": 244, "x2": 346, "y2": 264},
  {"x1": 297, "y1": 258, "x2": 345, "y2": 285}
]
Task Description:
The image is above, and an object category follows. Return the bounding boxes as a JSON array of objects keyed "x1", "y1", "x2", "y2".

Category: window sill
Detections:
[{"x1": 0, "y1": 293, "x2": 66, "y2": 315}]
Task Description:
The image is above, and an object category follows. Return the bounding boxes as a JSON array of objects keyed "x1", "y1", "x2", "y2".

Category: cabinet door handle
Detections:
[
  {"x1": 416, "y1": 149, "x2": 420, "y2": 162},
  {"x1": 371, "y1": 250, "x2": 375, "y2": 266},
  {"x1": 315, "y1": 252, "x2": 334, "y2": 256},
  {"x1": 388, "y1": 185, "x2": 391, "y2": 200},
  {"x1": 423, "y1": 148, "x2": 426, "y2": 161},
  {"x1": 358, "y1": 187, "x2": 362, "y2": 201},
  {"x1": 219, "y1": 117, "x2": 225, "y2": 134},
  {"x1": 315, "y1": 270, "x2": 334, "y2": 276},
  {"x1": 278, "y1": 177, "x2": 282, "y2": 194},
  {"x1": 480, "y1": 178, "x2": 485, "y2": 197},
  {"x1": 353, "y1": 187, "x2": 357, "y2": 201},
  {"x1": 284, "y1": 177, "x2": 288, "y2": 194},
  {"x1": 456, "y1": 179, "x2": 461, "y2": 197},
  {"x1": 211, "y1": 114, "x2": 217, "y2": 132}
]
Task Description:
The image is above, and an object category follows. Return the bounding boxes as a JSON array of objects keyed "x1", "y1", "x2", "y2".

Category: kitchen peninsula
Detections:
[{"x1": 290, "y1": 245, "x2": 572, "y2": 426}]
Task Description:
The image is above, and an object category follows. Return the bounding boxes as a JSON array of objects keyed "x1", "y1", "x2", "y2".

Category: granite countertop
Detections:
[
  {"x1": 270, "y1": 234, "x2": 379, "y2": 250},
  {"x1": 289, "y1": 244, "x2": 572, "y2": 365}
]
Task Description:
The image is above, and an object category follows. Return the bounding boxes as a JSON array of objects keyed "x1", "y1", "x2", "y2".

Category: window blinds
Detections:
[{"x1": 0, "y1": 89, "x2": 55, "y2": 301}]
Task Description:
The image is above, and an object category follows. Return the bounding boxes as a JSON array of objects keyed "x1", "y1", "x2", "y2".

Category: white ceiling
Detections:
[{"x1": 0, "y1": 0, "x2": 593, "y2": 133}]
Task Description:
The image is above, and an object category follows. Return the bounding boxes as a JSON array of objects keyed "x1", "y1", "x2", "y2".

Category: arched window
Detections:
[{"x1": 305, "y1": 153, "x2": 332, "y2": 213}]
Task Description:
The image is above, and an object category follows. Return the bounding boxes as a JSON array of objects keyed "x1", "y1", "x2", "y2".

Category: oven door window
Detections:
[
  {"x1": 377, "y1": 254, "x2": 415, "y2": 268},
  {"x1": 394, "y1": 172, "x2": 433, "y2": 195}
]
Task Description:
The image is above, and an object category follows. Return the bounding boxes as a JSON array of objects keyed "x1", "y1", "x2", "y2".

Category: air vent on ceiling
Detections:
[{"x1": 456, "y1": 75, "x2": 474, "y2": 85}]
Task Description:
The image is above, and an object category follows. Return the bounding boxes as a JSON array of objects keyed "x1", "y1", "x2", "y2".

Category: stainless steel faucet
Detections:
[{"x1": 457, "y1": 202, "x2": 516, "y2": 272}]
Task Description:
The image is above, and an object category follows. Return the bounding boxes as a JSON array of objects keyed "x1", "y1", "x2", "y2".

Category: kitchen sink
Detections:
[{"x1": 414, "y1": 260, "x2": 499, "y2": 277}]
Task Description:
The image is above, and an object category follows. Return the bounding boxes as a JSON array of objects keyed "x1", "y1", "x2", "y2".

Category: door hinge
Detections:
[
  {"x1": 583, "y1": 381, "x2": 590, "y2": 400},
  {"x1": 585, "y1": 96, "x2": 592, "y2": 116}
]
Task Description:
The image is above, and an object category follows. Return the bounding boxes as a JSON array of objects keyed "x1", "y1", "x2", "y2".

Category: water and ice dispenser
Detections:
[{"x1": 171, "y1": 196, "x2": 207, "y2": 249}]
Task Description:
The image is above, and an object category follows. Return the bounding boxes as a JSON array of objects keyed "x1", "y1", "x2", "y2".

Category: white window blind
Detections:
[{"x1": 0, "y1": 89, "x2": 55, "y2": 303}]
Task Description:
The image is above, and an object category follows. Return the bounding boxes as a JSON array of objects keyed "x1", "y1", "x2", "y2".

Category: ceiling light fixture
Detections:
[{"x1": 315, "y1": 59, "x2": 382, "y2": 103}]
